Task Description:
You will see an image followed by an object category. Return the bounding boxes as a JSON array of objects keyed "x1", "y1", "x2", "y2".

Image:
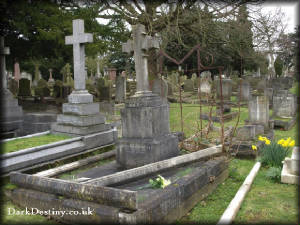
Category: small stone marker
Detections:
[{"x1": 122, "y1": 24, "x2": 159, "y2": 96}]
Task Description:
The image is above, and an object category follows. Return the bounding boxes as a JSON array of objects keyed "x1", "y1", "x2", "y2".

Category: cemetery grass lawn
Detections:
[
  {"x1": 234, "y1": 166, "x2": 298, "y2": 224},
  {"x1": 1, "y1": 134, "x2": 70, "y2": 154},
  {"x1": 178, "y1": 158, "x2": 255, "y2": 224}
]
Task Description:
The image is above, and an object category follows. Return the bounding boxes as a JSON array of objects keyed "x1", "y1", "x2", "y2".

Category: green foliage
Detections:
[
  {"x1": 149, "y1": 175, "x2": 171, "y2": 189},
  {"x1": 274, "y1": 56, "x2": 284, "y2": 77},
  {"x1": 34, "y1": 79, "x2": 50, "y2": 97},
  {"x1": 259, "y1": 142, "x2": 290, "y2": 168},
  {"x1": 265, "y1": 167, "x2": 282, "y2": 182}
]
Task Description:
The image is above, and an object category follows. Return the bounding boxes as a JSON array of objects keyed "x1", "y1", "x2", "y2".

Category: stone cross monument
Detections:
[
  {"x1": 65, "y1": 19, "x2": 93, "y2": 103},
  {"x1": 122, "y1": 24, "x2": 159, "y2": 96},
  {"x1": 0, "y1": 36, "x2": 23, "y2": 138},
  {"x1": 51, "y1": 19, "x2": 116, "y2": 141},
  {"x1": 117, "y1": 24, "x2": 179, "y2": 169}
]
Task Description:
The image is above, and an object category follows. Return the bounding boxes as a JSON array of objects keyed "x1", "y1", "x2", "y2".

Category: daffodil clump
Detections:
[
  {"x1": 253, "y1": 136, "x2": 295, "y2": 168},
  {"x1": 149, "y1": 175, "x2": 171, "y2": 189}
]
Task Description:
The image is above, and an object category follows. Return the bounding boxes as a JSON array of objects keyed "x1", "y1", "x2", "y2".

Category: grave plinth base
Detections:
[
  {"x1": 117, "y1": 93, "x2": 179, "y2": 168},
  {"x1": 51, "y1": 90, "x2": 113, "y2": 136},
  {"x1": 117, "y1": 134, "x2": 179, "y2": 169}
]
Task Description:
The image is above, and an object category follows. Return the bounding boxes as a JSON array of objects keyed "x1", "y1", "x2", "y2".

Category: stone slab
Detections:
[{"x1": 273, "y1": 117, "x2": 296, "y2": 131}]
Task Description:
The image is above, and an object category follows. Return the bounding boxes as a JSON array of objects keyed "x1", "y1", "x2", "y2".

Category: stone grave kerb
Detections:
[
  {"x1": 122, "y1": 24, "x2": 159, "y2": 97},
  {"x1": 65, "y1": 19, "x2": 93, "y2": 103},
  {"x1": 0, "y1": 36, "x2": 10, "y2": 92}
]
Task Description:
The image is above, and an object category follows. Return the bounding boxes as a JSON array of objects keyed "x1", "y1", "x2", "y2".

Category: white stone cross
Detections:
[
  {"x1": 65, "y1": 19, "x2": 93, "y2": 91},
  {"x1": 122, "y1": 24, "x2": 159, "y2": 95},
  {"x1": 0, "y1": 36, "x2": 10, "y2": 91}
]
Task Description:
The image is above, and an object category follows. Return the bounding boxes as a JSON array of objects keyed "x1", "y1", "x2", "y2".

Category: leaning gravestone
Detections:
[
  {"x1": 51, "y1": 19, "x2": 115, "y2": 137},
  {"x1": 119, "y1": 24, "x2": 179, "y2": 168},
  {"x1": 152, "y1": 78, "x2": 168, "y2": 99},
  {"x1": 18, "y1": 78, "x2": 31, "y2": 96},
  {"x1": 0, "y1": 36, "x2": 23, "y2": 138}
]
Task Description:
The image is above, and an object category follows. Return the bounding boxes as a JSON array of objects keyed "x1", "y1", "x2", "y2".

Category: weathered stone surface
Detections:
[
  {"x1": 10, "y1": 172, "x2": 138, "y2": 210},
  {"x1": 86, "y1": 145, "x2": 222, "y2": 186},
  {"x1": 238, "y1": 79, "x2": 251, "y2": 101},
  {"x1": 151, "y1": 78, "x2": 168, "y2": 98},
  {"x1": 68, "y1": 90, "x2": 93, "y2": 103},
  {"x1": 248, "y1": 95, "x2": 269, "y2": 129},
  {"x1": 117, "y1": 134, "x2": 179, "y2": 169},
  {"x1": 184, "y1": 79, "x2": 194, "y2": 92},
  {"x1": 57, "y1": 114, "x2": 105, "y2": 126},
  {"x1": 281, "y1": 147, "x2": 299, "y2": 184},
  {"x1": 236, "y1": 125, "x2": 264, "y2": 141},
  {"x1": 214, "y1": 78, "x2": 232, "y2": 100},
  {"x1": 62, "y1": 102, "x2": 100, "y2": 115},
  {"x1": 115, "y1": 75, "x2": 126, "y2": 103},
  {"x1": 273, "y1": 91, "x2": 297, "y2": 117},
  {"x1": 122, "y1": 24, "x2": 159, "y2": 95},
  {"x1": 51, "y1": 123, "x2": 111, "y2": 136},
  {"x1": 121, "y1": 95, "x2": 170, "y2": 139}
]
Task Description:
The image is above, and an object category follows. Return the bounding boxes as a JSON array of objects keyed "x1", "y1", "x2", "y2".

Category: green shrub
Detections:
[{"x1": 265, "y1": 167, "x2": 282, "y2": 182}]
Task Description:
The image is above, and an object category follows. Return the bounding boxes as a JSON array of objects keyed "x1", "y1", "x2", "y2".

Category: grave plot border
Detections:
[
  {"x1": 273, "y1": 116, "x2": 297, "y2": 131},
  {"x1": 7, "y1": 158, "x2": 227, "y2": 224}
]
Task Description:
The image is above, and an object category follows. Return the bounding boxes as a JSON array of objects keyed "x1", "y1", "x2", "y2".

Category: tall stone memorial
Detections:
[
  {"x1": 51, "y1": 20, "x2": 114, "y2": 138},
  {"x1": 0, "y1": 36, "x2": 23, "y2": 138},
  {"x1": 117, "y1": 24, "x2": 179, "y2": 169}
]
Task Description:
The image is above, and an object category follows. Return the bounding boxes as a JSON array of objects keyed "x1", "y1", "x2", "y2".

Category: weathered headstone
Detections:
[
  {"x1": 248, "y1": 94, "x2": 269, "y2": 129},
  {"x1": 0, "y1": 36, "x2": 23, "y2": 138},
  {"x1": 119, "y1": 24, "x2": 179, "y2": 168},
  {"x1": 198, "y1": 77, "x2": 212, "y2": 95},
  {"x1": 214, "y1": 78, "x2": 232, "y2": 100},
  {"x1": 115, "y1": 75, "x2": 126, "y2": 103},
  {"x1": 18, "y1": 78, "x2": 31, "y2": 96},
  {"x1": 151, "y1": 78, "x2": 168, "y2": 99},
  {"x1": 273, "y1": 90, "x2": 297, "y2": 118},
  {"x1": 107, "y1": 68, "x2": 117, "y2": 81},
  {"x1": 51, "y1": 19, "x2": 115, "y2": 137},
  {"x1": 184, "y1": 79, "x2": 194, "y2": 92},
  {"x1": 238, "y1": 79, "x2": 251, "y2": 101},
  {"x1": 48, "y1": 68, "x2": 55, "y2": 96}
]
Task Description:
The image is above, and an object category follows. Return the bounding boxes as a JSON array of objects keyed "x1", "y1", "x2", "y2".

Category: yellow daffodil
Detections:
[
  {"x1": 252, "y1": 145, "x2": 257, "y2": 151},
  {"x1": 288, "y1": 140, "x2": 295, "y2": 147},
  {"x1": 286, "y1": 137, "x2": 292, "y2": 144},
  {"x1": 265, "y1": 139, "x2": 271, "y2": 145},
  {"x1": 258, "y1": 136, "x2": 265, "y2": 141},
  {"x1": 277, "y1": 139, "x2": 285, "y2": 145},
  {"x1": 282, "y1": 141, "x2": 289, "y2": 147}
]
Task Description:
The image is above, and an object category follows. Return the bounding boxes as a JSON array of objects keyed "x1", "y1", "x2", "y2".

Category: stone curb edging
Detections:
[
  {"x1": 0, "y1": 131, "x2": 51, "y2": 143},
  {"x1": 217, "y1": 162, "x2": 261, "y2": 225},
  {"x1": 0, "y1": 136, "x2": 82, "y2": 160}
]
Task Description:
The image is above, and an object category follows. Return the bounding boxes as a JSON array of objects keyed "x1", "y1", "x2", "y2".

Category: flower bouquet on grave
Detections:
[{"x1": 149, "y1": 175, "x2": 171, "y2": 189}]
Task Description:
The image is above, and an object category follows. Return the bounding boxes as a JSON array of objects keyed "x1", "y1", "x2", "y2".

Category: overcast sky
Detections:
[
  {"x1": 260, "y1": 1, "x2": 298, "y2": 33},
  {"x1": 97, "y1": 2, "x2": 299, "y2": 34}
]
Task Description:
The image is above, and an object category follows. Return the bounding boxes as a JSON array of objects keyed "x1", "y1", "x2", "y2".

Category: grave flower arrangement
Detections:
[
  {"x1": 252, "y1": 136, "x2": 295, "y2": 182},
  {"x1": 149, "y1": 175, "x2": 171, "y2": 189}
]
